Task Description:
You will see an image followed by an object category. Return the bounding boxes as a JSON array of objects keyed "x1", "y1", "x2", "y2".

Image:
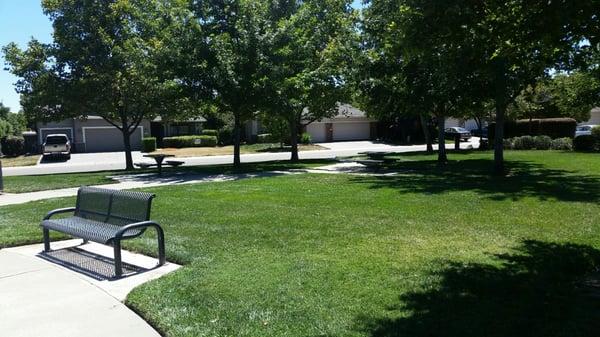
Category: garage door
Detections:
[
  {"x1": 306, "y1": 123, "x2": 327, "y2": 143},
  {"x1": 332, "y1": 122, "x2": 371, "y2": 141},
  {"x1": 83, "y1": 127, "x2": 142, "y2": 152},
  {"x1": 40, "y1": 128, "x2": 73, "y2": 144}
]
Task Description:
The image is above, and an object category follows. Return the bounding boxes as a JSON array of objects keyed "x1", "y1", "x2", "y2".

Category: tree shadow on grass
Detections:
[
  {"x1": 350, "y1": 158, "x2": 600, "y2": 203},
  {"x1": 355, "y1": 240, "x2": 600, "y2": 337}
]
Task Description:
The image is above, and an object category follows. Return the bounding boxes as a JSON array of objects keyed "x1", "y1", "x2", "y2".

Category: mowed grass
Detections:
[
  {"x1": 1, "y1": 160, "x2": 333, "y2": 193},
  {"x1": 1, "y1": 151, "x2": 600, "y2": 336}
]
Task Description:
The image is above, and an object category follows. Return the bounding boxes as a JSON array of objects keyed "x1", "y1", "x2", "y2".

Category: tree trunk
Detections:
[
  {"x1": 493, "y1": 58, "x2": 508, "y2": 175},
  {"x1": 122, "y1": 129, "x2": 134, "y2": 171},
  {"x1": 233, "y1": 113, "x2": 241, "y2": 168},
  {"x1": 289, "y1": 118, "x2": 299, "y2": 162},
  {"x1": 420, "y1": 114, "x2": 433, "y2": 153},
  {"x1": 437, "y1": 116, "x2": 447, "y2": 164},
  {"x1": 494, "y1": 101, "x2": 506, "y2": 174}
]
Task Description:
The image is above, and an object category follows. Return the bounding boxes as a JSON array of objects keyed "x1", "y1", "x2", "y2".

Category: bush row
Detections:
[
  {"x1": 162, "y1": 135, "x2": 217, "y2": 148},
  {"x1": 503, "y1": 136, "x2": 573, "y2": 150},
  {"x1": 488, "y1": 118, "x2": 577, "y2": 139},
  {"x1": 142, "y1": 137, "x2": 157, "y2": 152},
  {"x1": 0, "y1": 136, "x2": 25, "y2": 157},
  {"x1": 573, "y1": 127, "x2": 600, "y2": 151}
]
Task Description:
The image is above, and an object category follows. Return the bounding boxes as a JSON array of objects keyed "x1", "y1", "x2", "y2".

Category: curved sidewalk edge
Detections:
[{"x1": 0, "y1": 240, "x2": 181, "y2": 337}]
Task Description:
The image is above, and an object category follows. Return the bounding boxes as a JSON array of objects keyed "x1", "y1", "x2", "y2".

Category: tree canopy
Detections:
[{"x1": 3, "y1": 0, "x2": 184, "y2": 169}]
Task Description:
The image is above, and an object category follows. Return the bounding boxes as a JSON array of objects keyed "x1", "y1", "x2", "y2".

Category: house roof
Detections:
[{"x1": 152, "y1": 116, "x2": 207, "y2": 123}]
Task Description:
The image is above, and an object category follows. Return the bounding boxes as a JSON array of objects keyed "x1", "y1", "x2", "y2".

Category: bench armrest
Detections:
[
  {"x1": 43, "y1": 207, "x2": 77, "y2": 220},
  {"x1": 114, "y1": 221, "x2": 163, "y2": 240}
]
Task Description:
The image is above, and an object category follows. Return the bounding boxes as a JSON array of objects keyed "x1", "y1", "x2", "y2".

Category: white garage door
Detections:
[
  {"x1": 83, "y1": 127, "x2": 143, "y2": 152},
  {"x1": 333, "y1": 122, "x2": 371, "y2": 141},
  {"x1": 306, "y1": 123, "x2": 327, "y2": 143}
]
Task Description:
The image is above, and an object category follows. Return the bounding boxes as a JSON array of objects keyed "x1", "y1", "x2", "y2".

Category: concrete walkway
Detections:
[
  {"x1": 0, "y1": 171, "x2": 296, "y2": 206},
  {"x1": 0, "y1": 240, "x2": 180, "y2": 337}
]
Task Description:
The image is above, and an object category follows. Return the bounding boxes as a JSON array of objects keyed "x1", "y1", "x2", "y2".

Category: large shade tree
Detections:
[
  {"x1": 361, "y1": 0, "x2": 487, "y2": 163},
  {"x1": 262, "y1": 0, "x2": 356, "y2": 162},
  {"x1": 476, "y1": 1, "x2": 599, "y2": 173},
  {"x1": 3, "y1": 0, "x2": 182, "y2": 170},
  {"x1": 183, "y1": 0, "x2": 269, "y2": 167}
]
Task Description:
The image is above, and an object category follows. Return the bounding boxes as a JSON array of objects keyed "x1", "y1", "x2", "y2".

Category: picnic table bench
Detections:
[{"x1": 41, "y1": 186, "x2": 165, "y2": 277}]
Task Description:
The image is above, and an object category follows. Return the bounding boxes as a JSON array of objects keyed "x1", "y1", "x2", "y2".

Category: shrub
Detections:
[
  {"x1": 502, "y1": 138, "x2": 514, "y2": 150},
  {"x1": 551, "y1": 137, "x2": 573, "y2": 151},
  {"x1": 202, "y1": 129, "x2": 218, "y2": 137},
  {"x1": 533, "y1": 135, "x2": 552, "y2": 150},
  {"x1": 573, "y1": 135, "x2": 596, "y2": 152},
  {"x1": 257, "y1": 133, "x2": 273, "y2": 144},
  {"x1": 488, "y1": 118, "x2": 577, "y2": 139},
  {"x1": 142, "y1": 137, "x2": 157, "y2": 153},
  {"x1": 1, "y1": 136, "x2": 25, "y2": 157},
  {"x1": 162, "y1": 135, "x2": 218, "y2": 148},
  {"x1": 513, "y1": 136, "x2": 535, "y2": 150},
  {"x1": 300, "y1": 132, "x2": 312, "y2": 144},
  {"x1": 593, "y1": 126, "x2": 600, "y2": 151}
]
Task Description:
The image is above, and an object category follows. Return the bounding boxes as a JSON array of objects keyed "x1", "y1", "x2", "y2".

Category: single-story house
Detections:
[
  {"x1": 36, "y1": 116, "x2": 151, "y2": 153},
  {"x1": 304, "y1": 104, "x2": 378, "y2": 142},
  {"x1": 246, "y1": 104, "x2": 377, "y2": 143},
  {"x1": 36, "y1": 115, "x2": 206, "y2": 153}
]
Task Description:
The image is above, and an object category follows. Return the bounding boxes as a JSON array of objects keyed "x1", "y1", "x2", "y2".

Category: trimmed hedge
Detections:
[
  {"x1": 202, "y1": 129, "x2": 218, "y2": 137},
  {"x1": 488, "y1": 118, "x2": 577, "y2": 139},
  {"x1": 1, "y1": 136, "x2": 25, "y2": 157},
  {"x1": 551, "y1": 138, "x2": 573, "y2": 151},
  {"x1": 162, "y1": 135, "x2": 217, "y2": 148},
  {"x1": 503, "y1": 136, "x2": 573, "y2": 151},
  {"x1": 142, "y1": 137, "x2": 157, "y2": 153}
]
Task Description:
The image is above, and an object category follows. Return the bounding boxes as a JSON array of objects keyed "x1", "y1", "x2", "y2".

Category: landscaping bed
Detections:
[
  {"x1": 152, "y1": 143, "x2": 325, "y2": 157},
  {"x1": 1, "y1": 151, "x2": 599, "y2": 336}
]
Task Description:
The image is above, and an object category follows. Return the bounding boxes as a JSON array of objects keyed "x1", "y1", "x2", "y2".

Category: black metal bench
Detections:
[{"x1": 41, "y1": 186, "x2": 165, "y2": 277}]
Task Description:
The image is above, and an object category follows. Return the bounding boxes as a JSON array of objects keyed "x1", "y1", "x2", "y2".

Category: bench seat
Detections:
[{"x1": 42, "y1": 216, "x2": 144, "y2": 244}]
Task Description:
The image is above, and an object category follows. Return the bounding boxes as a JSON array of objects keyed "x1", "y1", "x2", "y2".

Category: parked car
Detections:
[
  {"x1": 470, "y1": 127, "x2": 488, "y2": 138},
  {"x1": 43, "y1": 134, "x2": 71, "y2": 159},
  {"x1": 575, "y1": 125, "x2": 598, "y2": 138},
  {"x1": 445, "y1": 127, "x2": 472, "y2": 141}
]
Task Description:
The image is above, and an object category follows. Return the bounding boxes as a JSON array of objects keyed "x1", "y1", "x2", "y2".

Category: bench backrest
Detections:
[{"x1": 75, "y1": 187, "x2": 155, "y2": 226}]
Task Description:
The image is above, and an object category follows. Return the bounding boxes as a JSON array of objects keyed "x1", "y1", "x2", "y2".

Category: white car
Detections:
[{"x1": 575, "y1": 125, "x2": 598, "y2": 138}]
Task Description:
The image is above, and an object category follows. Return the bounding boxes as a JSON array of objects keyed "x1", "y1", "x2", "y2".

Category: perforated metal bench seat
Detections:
[
  {"x1": 40, "y1": 187, "x2": 165, "y2": 277},
  {"x1": 42, "y1": 216, "x2": 145, "y2": 244}
]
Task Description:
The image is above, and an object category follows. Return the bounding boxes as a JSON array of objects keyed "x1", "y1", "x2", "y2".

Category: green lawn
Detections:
[
  {"x1": 1, "y1": 160, "x2": 333, "y2": 193},
  {"x1": 1, "y1": 151, "x2": 599, "y2": 336}
]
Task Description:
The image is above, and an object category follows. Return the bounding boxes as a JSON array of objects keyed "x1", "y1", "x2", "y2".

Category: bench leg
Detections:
[
  {"x1": 113, "y1": 240, "x2": 123, "y2": 278},
  {"x1": 43, "y1": 228, "x2": 51, "y2": 252},
  {"x1": 82, "y1": 239, "x2": 88, "y2": 244},
  {"x1": 156, "y1": 226, "x2": 166, "y2": 266}
]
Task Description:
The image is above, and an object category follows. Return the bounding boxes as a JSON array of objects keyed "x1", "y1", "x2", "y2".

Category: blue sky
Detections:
[{"x1": 0, "y1": 0, "x2": 363, "y2": 112}]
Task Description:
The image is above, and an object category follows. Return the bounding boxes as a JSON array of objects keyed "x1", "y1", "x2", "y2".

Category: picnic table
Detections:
[{"x1": 143, "y1": 154, "x2": 175, "y2": 175}]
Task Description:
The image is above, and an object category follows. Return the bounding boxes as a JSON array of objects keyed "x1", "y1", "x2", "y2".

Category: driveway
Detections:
[{"x1": 3, "y1": 140, "x2": 479, "y2": 177}]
